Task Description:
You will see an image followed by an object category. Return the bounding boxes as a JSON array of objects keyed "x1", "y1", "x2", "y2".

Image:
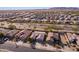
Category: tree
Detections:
[{"x1": 0, "y1": 32, "x2": 4, "y2": 38}]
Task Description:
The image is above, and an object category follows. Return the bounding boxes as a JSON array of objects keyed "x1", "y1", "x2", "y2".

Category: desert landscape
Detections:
[{"x1": 0, "y1": 7, "x2": 79, "y2": 52}]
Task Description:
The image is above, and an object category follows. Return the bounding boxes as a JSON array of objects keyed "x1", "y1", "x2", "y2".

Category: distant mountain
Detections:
[{"x1": 49, "y1": 7, "x2": 79, "y2": 10}]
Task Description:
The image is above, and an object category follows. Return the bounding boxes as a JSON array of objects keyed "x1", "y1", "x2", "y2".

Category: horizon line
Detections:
[{"x1": 0, "y1": 7, "x2": 78, "y2": 10}]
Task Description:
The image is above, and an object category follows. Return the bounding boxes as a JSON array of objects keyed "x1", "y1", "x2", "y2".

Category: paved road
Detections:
[
  {"x1": 0, "y1": 41, "x2": 53, "y2": 52},
  {"x1": 0, "y1": 41, "x2": 77, "y2": 52}
]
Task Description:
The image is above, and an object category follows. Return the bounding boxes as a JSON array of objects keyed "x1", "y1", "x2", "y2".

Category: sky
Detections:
[
  {"x1": 0, "y1": 7, "x2": 49, "y2": 10},
  {"x1": 0, "y1": 0, "x2": 79, "y2": 9}
]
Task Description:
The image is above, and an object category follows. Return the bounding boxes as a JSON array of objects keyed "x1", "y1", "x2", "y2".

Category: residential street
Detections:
[{"x1": 0, "y1": 41, "x2": 53, "y2": 52}]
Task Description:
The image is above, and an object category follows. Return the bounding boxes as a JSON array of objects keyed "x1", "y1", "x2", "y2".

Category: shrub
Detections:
[
  {"x1": 8, "y1": 24, "x2": 16, "y2": 30},
  {"x1": 0, "y1": 32, "x2": 4, "y2": 38}
]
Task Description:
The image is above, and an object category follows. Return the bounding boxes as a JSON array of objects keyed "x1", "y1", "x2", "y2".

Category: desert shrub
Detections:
[{"x1": 8, "y1": 24, "x2": 16, "y2": 30}]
